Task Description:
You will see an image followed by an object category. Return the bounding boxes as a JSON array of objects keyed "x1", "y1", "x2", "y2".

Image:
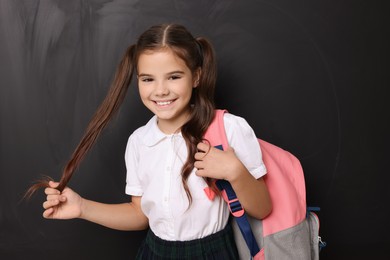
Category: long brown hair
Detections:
[{"x1": 25, "y1": 24, "x2": 217, "y2": 204}]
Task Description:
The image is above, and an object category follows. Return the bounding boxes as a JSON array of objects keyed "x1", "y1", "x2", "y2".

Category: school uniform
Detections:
[{"x1": 125, "y1": 113, "x2": 267, "y2": 259}]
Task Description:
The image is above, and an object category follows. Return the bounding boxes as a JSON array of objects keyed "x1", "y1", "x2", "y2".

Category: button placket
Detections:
[
  {"x1": 163, "y1": 151, "x2": 172, "y2": 208},
  {"x1": 162, "y1": 135, "x2": 177, "y2": 237}
]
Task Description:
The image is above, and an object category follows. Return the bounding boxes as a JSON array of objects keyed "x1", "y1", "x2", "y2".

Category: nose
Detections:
[{"x1": 155, "y1": 80, "x2": 169, "y2": 96}]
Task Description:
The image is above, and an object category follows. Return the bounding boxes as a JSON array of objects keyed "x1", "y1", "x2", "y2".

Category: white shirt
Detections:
[{"x1": 125, "y1": 113, "x2": 267, "y2": 241}]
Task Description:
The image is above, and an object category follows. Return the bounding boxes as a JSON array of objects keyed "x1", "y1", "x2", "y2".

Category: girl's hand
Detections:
[
  {"x1": 42, "y1": 181, "x2": 83, "y2": 219},
  {"x1": 194, "y1": 142, "x2": 246, "y2": 182}
]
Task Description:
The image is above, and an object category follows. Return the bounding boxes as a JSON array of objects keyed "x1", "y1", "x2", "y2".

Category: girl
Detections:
[{"x1": 33, "y1": 23, "x2": 272, "y2": 259}]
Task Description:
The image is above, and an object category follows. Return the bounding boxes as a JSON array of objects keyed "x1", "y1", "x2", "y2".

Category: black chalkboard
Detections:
[{"x1": 0, "y1": 0, "x2": 388, "y2": 259}]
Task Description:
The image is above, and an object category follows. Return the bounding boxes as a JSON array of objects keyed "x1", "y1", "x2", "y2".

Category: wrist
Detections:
[
  {"x1": 79, "y1": 197, "x2": 87, "y2": 219},
  {"x1": 225, "y1": 160, "x2": 247, "y2": 183}
]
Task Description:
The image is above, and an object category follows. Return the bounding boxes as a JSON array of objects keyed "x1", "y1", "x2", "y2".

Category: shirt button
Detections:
[{"x1": 166, "y1": 166, "x2": 171, "y2": 171}]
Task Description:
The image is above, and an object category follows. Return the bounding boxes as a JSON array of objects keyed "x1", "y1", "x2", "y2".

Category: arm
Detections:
[
  {"x1": 194, "y1": 144, "x2": 272, "y2": 220},
  {"x1": 227, "y1": 156, "x2": 272, "y2": 219},
  {"x1": 43, "y1": 181, "x2": 148, "y2": 231},
  {"x1": 79, "y1": 197, "x2": 148, "y2": 231}
]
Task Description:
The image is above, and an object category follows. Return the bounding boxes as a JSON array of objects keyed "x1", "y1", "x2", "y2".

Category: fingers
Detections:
[
  {"x1": 48, "y1": 180, "x2": 60, "y2": 188},
  {"x1": 44, "y1": 181, "x2": 61, "y2": 196},
  {"x1": 45, "y1": 187, "x2": 60, "y2": 195},
  {"x1": 42, "y1": 199, "x2": 58, "y2": 210},
  {"x1": 46, "y1": 194, "x2": 66, "y2": 201},
  {"x1": 42, "y1": 181, "x2": 67, "y2": 219},
  {"x1": 43, "y1": 195, "x2": 66, "y2": 209},
  {"x1": 194, "y1": 142, "x2": 214, "y2": 172},
  {"x1": 196, "y1": 142, "x2": 210, "y2": 153},
  {"x1": 194, "y1": 168, "x2": 205, "y2": 177},
  {"x1": 194, "y1": 160, "x2": 203, "y2": 170},
  {"x1": 43, "y1": 207, "x2": 54, "y2": 218},
  {"x1": 194, "y1": 142, "x2": 210, "y2": 161}
]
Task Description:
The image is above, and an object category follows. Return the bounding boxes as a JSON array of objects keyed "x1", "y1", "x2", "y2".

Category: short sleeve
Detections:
[
  {"x1": 124, "y1": 133, "x2": 143, "y2": 196},
  {"x1": 223, "y1": 113, "x2": 267, "y2": 179}
]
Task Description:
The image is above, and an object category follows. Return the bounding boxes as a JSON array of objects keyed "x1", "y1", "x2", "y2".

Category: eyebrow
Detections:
[{"x1": 138, "y1": 70, "x2": 185, "y2": 77}]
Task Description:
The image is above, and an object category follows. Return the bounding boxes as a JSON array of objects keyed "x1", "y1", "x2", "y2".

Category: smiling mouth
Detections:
[{"x1": 155, "y1": 100, "x2": 175, "y2": 106}]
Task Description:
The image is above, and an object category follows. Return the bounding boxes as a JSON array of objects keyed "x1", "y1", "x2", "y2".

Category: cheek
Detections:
[
  {"x1": 138, "y1": 85, "x2": 149, "y2": 100},
  {"x1": 179, "y1": 80, "x2": 195, "y2": 97}
]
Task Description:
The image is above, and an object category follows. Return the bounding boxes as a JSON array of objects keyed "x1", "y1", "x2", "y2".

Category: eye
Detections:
[
  {"x1": 140, "y1": 77, "x2": 153, "y2": 82},
  {"x1": 169, "y1": 75, "x2": 182, "y2": 80}
]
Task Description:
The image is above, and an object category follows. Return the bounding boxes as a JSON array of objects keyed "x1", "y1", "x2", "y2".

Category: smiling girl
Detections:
[{"x1": 30, "y1": 23, "x2": 271, "y2": 259}]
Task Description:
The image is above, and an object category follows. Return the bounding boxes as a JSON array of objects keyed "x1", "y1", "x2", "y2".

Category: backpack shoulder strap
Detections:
[
  {"x1": 204, "y1": 109, "x2": 229, "y2": 150},
  {"x1": 204, "y1": 109, "x2": 262, "y2": 258},
  {"x1": 205, "y1": 110, "x2": 307, "y2": 234}
]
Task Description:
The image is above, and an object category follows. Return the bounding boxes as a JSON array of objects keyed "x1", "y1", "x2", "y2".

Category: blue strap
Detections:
[
  {"x1": 216, "y1": 179, "x2": 260, "y2": 257},
  {"x1": 236, "y1": 214, "x2": 261, "y2": 256},
  {"x1": 213, "y1": 144, "x2": 260, "y2": 257}
]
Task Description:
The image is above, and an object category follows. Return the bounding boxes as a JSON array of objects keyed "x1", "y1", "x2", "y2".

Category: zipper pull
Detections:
[{"x1": 318, "y1": 236, "x2": 327, "y2": 251}]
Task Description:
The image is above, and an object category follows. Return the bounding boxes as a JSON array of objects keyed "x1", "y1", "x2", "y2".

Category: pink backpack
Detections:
[{"x1": 203, "y1": 110, "x2": 325, "y2": 260}]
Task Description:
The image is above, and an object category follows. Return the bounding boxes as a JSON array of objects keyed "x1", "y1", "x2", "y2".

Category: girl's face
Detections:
[{"x1": 137, "y1": 48, "x2": 199, "y2": 134}]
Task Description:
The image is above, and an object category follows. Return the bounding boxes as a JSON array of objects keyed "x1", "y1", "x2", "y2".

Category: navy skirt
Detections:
[{"x1": 135, "y1": 223, "x2": 238, "y2": 259}]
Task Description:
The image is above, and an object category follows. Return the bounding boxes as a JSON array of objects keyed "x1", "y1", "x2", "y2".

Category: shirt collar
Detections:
[{"x1": 141, "y1": 116, "x2": 182, "y2": 146}]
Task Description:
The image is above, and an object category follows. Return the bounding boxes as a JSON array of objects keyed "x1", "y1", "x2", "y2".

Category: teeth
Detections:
[{"x1": 156, "y1": 101, "x2": 173, "y2": 106}]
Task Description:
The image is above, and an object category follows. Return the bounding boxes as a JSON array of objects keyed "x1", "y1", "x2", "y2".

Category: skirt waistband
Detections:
[{"x1": 144, "y1": 224, "x2": 236, "y2": 258}]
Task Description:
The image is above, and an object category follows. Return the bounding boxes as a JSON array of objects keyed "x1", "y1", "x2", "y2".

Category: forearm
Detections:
[
  {"x1": 79, "y1": 197, "x2": 148, "y2": 231},
  {"x1": 228, "y1": 166, "x2": 272, "y2": 220}
]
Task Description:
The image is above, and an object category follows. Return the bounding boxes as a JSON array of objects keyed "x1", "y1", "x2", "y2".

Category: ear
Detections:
[{"x1": 193, "y1": 68, "x2": 201, "y2": 88}]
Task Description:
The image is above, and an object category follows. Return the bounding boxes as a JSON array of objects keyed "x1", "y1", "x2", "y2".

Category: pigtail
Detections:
[
  {"x1": 195, "y1": 37, "x2": 217, "y2": 103},
  {"x1": 25, "y1": 45, "x2": 136, "y2": 198},
  {"x1": 194, "y1": 37, "x2": 219, "y2": 192},
  {"x1": 180, "y1": 37, "x2": 218, "y2": 205}
]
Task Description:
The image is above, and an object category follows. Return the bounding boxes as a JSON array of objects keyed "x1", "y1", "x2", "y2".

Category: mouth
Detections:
[{"x1": 154, "y1": 99, "x2": 175, "y2": 107}]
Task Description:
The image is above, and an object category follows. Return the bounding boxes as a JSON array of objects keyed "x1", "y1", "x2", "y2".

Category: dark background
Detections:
[{"x1": 1, "y1": 0, "x2": 388, "y2": 259}]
